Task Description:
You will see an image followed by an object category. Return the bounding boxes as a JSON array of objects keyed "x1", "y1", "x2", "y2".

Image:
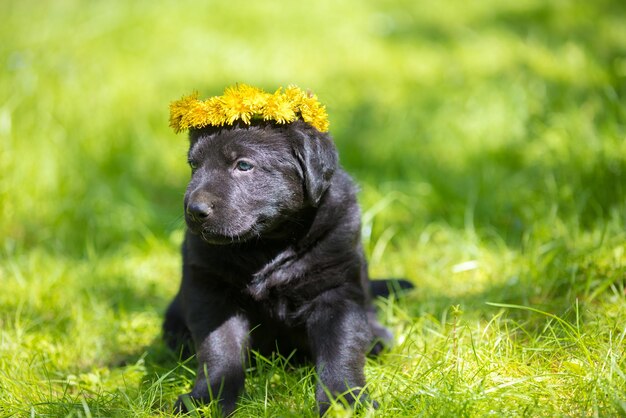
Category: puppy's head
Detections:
[{"x1": 184, "y1": 121, "x2": 338, "y2": 244}]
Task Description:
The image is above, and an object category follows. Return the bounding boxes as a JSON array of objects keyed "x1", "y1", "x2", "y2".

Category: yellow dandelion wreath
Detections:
[{"x1": 169, "y1": 84, "x2": 329, "y2": 133}]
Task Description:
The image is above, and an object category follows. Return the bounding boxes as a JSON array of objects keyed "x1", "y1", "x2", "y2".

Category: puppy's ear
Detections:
[{"x1": 290, "y1": 123, "x2": 338, "y2": 206}]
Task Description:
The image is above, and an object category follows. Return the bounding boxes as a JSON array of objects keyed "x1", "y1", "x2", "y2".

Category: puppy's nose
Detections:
[{"x1": 187, "y1": 201, "x2": 213, "y2": 220}]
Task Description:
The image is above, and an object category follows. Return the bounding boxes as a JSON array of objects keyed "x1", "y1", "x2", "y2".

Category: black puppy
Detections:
[{"x1": 163, "y1": 120, "x2": 409, "y2": 415}]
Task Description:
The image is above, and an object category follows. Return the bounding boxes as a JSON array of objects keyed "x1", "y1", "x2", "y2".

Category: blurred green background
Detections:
[
  {"x1": 1, "y1": 0, "x2": 625, "y2": 416},
  {"x1": 2, "y1": 0, "x2": 624, "y2": 256}
]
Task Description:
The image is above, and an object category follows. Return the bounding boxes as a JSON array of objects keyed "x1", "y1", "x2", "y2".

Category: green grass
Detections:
[{"x1": 1, "y1": 0, "x2": 625, "y2": 416}]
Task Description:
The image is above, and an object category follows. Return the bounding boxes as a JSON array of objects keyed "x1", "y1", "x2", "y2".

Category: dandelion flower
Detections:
[{"x1": 169, "y1": 84, "x2": 329, "y2": 133}]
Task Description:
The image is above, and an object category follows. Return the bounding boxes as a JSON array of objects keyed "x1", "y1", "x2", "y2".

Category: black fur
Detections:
[{"x1": 163, "y1": 120, "x2": 411, "y2": 416}]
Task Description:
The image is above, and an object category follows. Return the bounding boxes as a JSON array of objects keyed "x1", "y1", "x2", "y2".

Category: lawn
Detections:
[{"x1": 1, "y1": 0, "x2": 625, "y2": 416}]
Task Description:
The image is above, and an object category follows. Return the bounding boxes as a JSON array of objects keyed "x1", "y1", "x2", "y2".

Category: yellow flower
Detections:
[
  {"x1": 239, "y1": 84, "x2": 268, "y2": 113},
  {"x1": 182, "y1": 101, "x2": 211, "y2": 129},
  {"x1": 220, "y1": 85, "x2": 253, "y2": 124},
  {"x1": 298, "y1": 94, "x2": 329, "y2": 133},
  {"x1": 283, "y1": 86, "x2": 306, "y2": 107},
  {"x1": 262, "y1": 89, "x2": 297, "y2": 124},
  {"x1": 169, "y1": 93, "x2": 199, "y2": 133},
  {"x1": 169, "y1": 84, "x2": 329, "y2": 133},
  {"x1": 204, "y1": 97, "x2": 227, "y2": 127}
]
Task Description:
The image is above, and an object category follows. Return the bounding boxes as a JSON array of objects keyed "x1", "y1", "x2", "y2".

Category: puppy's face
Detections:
[{"x1": 184, "y1": 123, "x2": 337, "y2": 244}]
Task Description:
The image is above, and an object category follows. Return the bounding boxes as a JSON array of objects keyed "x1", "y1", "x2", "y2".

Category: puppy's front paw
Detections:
[{"x1": 247, "y1": 278, "x2": 269, "y2": 300}]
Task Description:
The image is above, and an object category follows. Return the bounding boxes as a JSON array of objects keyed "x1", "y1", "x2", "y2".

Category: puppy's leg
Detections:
[
  {"x1": 163, "y1": 292, "x2": 193, "y2": 358},
  {"x1": 306, "y1": 301, "x2": 373, "y2": 415},
  {"x1": 357, "y1": 251, "x2": 394, "y2": 356},
  {"x1": 366, "y1": 307, "x2": 393, "y2": 356},
  {"x1": 175, "y1": 295, "x2": 250, "y2": 417}
]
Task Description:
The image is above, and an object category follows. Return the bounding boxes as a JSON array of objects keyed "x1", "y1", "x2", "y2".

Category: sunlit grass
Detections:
[{"x1": 1, "y1": 0, "x2": 625, "y2": 416}]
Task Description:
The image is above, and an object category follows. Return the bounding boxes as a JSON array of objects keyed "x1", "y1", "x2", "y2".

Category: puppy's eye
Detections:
[
  {"x1": 235, "y1": 160, "x2": 253, "y2": 172},
  {"x1": 188, "y1": 160, "x2": 198, "y2": 171}
]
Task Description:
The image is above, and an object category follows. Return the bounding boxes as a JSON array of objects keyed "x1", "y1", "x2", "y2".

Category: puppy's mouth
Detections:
[
  {"x1": 198, "y1": 228, "x2": 260, "y2": 245},
  {"x1": 185, "y1": 217, "x2": 269, "y2": 245}
]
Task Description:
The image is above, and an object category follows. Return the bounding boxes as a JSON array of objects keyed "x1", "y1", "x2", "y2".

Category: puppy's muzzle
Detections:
[{"x1": 186, "y1": 192, "x2": 217, "y2": 223}]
